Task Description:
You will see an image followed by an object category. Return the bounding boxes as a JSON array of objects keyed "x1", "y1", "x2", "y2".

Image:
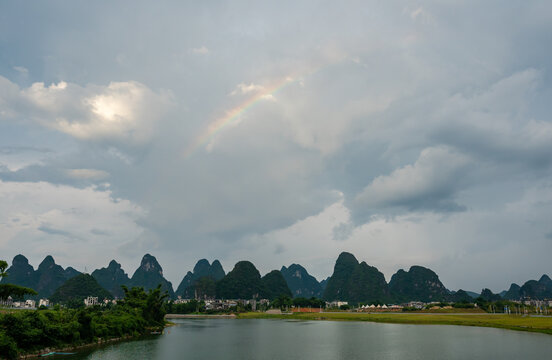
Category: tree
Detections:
[
  {"x1": 0, "y1": 260, "x2": 7, "y2": 279},
  {"x1": 121, "y1": 285, "x2": 168, "y2": 326},
  {"x1": 0, "y1": 259, "x2": 37, "y2": 300},
  {"x1": 271, "y1": 295, "x2": 292, "y2": 310}
]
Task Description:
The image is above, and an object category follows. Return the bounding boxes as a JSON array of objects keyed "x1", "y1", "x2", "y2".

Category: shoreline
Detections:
[
  {"x1": 18, "y1": 335, "x2": 138, "y2": 359},
  {"x1": 235, "y1": 312, "x2": 552, "y2": 335},
  {"x1": 166, "y1": 314, "x2": 237, "y2": 319}
]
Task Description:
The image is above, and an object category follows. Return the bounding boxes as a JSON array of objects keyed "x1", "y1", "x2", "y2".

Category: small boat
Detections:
[{"x1": 39, "y1": 352, "x2": 75, "y2": 357}]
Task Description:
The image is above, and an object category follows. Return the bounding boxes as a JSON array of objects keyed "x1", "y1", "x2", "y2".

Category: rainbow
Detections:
[{"x1": 182, "y1": 76, "x2": 297, "y2": 158}]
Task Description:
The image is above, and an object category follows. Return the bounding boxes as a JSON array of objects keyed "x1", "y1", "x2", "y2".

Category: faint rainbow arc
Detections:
[{"x1": 182, "y1": 76, "x2": 297, "y2": 158}]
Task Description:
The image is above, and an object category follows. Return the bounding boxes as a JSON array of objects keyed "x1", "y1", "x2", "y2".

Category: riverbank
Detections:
[
  {"x1": 237, "y1": 312, "x2": 552, "y2": 335},
  {"x1": 166, "y1": 314, "x2": 236, "y2": 319},
  {"x1": 17, "y1": 334, "x2": 138, "y2": 359}
]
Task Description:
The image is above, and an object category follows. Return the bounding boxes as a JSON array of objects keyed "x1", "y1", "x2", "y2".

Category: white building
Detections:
[
  {"x1": 328, "y1": 301, "x2": 348, "y2": 308},
  {"x1": 25, "y1": 299, "x2": 36, "y2": 308},
  {"x1": 0, "y1": 296, "x2": 13, "y2": 307},
  {"x1": 84, "y1": 296, "x2": 99, "y2": 307},
  {"x1": 39, "y1": 299, "x2": 50, "y2": 307}
]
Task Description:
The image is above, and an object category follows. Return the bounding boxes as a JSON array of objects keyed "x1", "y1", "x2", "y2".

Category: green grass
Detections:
[{"x1": 237, "y1": 312, "x2": 552, "y2": 335}]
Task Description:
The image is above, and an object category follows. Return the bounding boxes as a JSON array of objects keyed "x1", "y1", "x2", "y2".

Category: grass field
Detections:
[{"x1": 237, "y1": 312, "x2": 552, "y2": 335}]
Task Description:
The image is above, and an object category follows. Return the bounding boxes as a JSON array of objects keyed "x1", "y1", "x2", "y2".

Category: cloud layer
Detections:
[{"x1": 1, "y1": 0, "x2": 551, "y2": 292}]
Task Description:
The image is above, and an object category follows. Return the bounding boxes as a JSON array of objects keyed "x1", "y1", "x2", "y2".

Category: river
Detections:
[{"x1": 69, "y1": 319, "x2": 552, "y2": 359}]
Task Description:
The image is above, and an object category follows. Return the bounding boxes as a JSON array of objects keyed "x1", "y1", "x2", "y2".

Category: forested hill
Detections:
[
  {"x1": 280, "y1": 264, "x2": 323, "y2": 298},
  {"x1": 50, "y1": 274, "x2": 113, "y2": 305},
  {"x1": 91, "y1": 260, "x2": 130, "y2": 298},
  {"x1": 129, "y1": 254, "x2": 175, "y2": 299},
  {"x1": 323, "y1": 252, "x2": 390, "y2": 303}
]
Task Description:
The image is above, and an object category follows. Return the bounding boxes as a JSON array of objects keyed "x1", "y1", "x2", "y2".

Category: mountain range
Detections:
[
  {"x1": 1, "y1": 254, "x2": 81, "y2": 299},
  {"x1": 2, "y1": 252, "x2": 551, "y2": 303}
]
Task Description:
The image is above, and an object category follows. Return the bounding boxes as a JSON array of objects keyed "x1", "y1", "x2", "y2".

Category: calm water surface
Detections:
[{"x1": 68, "y1": 319, "x2": 552, "y2": 360}]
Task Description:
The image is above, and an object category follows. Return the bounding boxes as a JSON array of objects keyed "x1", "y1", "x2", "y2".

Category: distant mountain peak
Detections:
[
  {"x1": 91, "y1": 260, "x2": 130, "y2": 298},
  {"x1": 13, "y1": 254, "x2": 30, "y2": 265},
  {"x1": 139, "y1": 254, "x2": 163, "y2": 275},
  {"x1": 108, "y1": 260, "x2": 121, "y2": 269},
  {"x1": 389, "y1": 265, "x2": 448, "y2": 302},
  {"x1": 281, "y1": 263, "x2": 322, "y2": 298},
  {"x1": 130, "y1": 254, "x2": 174, "y2": 298},
  {"x1": 336, "y1": 252, "x2": 358, "y2": 263},
  {"x1": 192, "y1": 259, "x2": 211, "y2": 276},
  {"x1": 39, "y1": 255, "x2": 56, "y2": 268},
  {"x1": 324, "y1": 253, "x2": 389, "y2": 303}
]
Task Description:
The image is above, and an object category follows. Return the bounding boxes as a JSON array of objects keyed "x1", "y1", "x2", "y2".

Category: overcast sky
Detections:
[{"x1": 1, "y1": 1, "x2": 551, "y2": 293}]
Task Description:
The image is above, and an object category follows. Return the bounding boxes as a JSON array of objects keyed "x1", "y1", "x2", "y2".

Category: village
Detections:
[{"x1": 4, "y1": 295, "x2": 550, "y2": 315}]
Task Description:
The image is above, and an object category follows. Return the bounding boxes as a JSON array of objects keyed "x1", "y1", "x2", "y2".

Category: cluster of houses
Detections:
[
  {"x1": 174, "y1": 297, "x2": 270, "y2": 311},
  {"x1": 0, "y1": 297, "x2": 50, "y2": 309},
  {"x1": 0, "y1": 296, "x2": 118, "y2": 309},
  {"x1": 83, "y1": 296, "x2": 118, "y2": 307}
]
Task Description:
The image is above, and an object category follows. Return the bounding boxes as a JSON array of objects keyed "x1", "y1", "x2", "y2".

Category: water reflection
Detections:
[{"x1": 72, "y1": 319, "x2": 552, "y2": 360}]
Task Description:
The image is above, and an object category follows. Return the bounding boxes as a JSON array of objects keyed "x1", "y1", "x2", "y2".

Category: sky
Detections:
[{"x1": 1, "y1": 1, "x2": 551, "y2": 293}]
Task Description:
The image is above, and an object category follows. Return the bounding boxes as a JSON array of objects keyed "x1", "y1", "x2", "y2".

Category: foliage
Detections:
[
  {"x1": 452, "y1": 301, "x2": 475, "y2": 309},
  {"x1": 0, "y1": 284, "x2": 37, "y2": 300},
  {"x1": 166, "y1": 300, "x2": 203, "y2": 314},
  {"x1": 215, "y1": 261, "x2": 267, "y2": 299},
  {"x1": 49, "y1": 274, "x2": 113, "y2": 304},
  {"x1": 271, "y1": 295, "x2": 292, "y2": 310},
  {"x1": 120, "y1": 285, "x2": 168, "y2": 326},
  {"x1": 190, "y1": 277, "x2": 217, "y2": 299},
  {"x1": 261, "y1": 270, "x2": 292, "y2": 300},
  {"x1": 0, "y1": 261, "x2": 7, "y2": 279},
  {"x1": 292, "y1": 297, "x2": 325, "y2": 308},
  {"x1": 0, "y1": 284, "x2": 168, "y2": 359}
]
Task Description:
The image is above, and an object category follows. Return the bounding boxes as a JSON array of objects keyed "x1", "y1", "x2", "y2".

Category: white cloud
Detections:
[
  {"x1": 227, "y1": 182, "x2": 552, "y2": 291},
  {"x1": 354, "y1": 147, "x2": 471, "y2": 212},
  {"x1": 230, "y1": 82, "x2": 265, "y2": 95},
  {"x1": 0, "y1": 76, "x2": 172, "y2": 144},
  {"x1": 0, "y1": 180, "x2": 147, "y2": 272}
]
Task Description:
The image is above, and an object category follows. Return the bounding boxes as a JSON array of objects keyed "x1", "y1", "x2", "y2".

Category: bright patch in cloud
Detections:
[
  {"x1": 191, "y1": 46, "x2": 209, "y2": 55},
  {"x1": 0, "y1": 77, "x2": 172, "y2": 144},
  {"x1": 65, "y1": 168, "x2": 109, "y2": 180}
]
